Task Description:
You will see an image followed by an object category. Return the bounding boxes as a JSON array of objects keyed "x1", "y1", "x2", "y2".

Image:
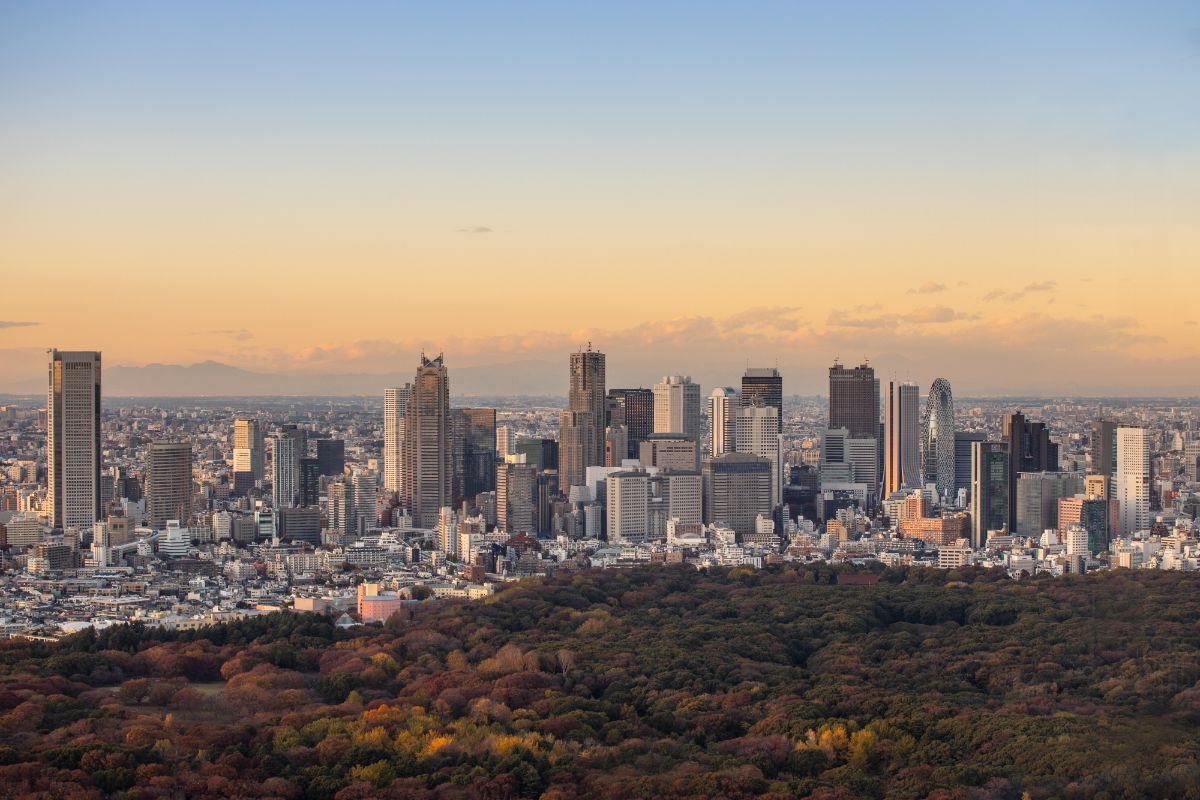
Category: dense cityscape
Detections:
[{"x1": 1, "y1": 348, "x2": 1196, "y2": 639}]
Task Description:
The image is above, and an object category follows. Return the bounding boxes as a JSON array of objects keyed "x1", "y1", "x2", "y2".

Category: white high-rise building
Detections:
[
  {"x1": 47, "y1": 349, "x2": 102, "y2": 532},
  {"x1": 607, "y1": 470, "x2": 649, "y2": 545},
  {"x1": 438, "y1": 506, "x2": 458, "y2": 556},
  {"x1": 654, "y1": 375, "x2": 702, "y2": 443},
  {"x1": 1116, "y1": 426, "x2": 1150, "y2": 536},
  {"x1": 707, "y1": 387, "x2": 739, "y2": 457},
  {"x1": 383, "y1": 385, "x2": 410, "y2": 492},
  {"x1": 736, "y1": 405, "x2": 782, "y2": 507}
]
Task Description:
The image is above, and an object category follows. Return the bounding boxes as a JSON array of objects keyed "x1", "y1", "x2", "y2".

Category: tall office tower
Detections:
[
  {"x1": 232, "y1": 418, "x2": 264, "y2": 481},
  {"x1": 1084, "y1": 473, "x2": 1108, "y2": 500},
  {"x1": 659, "y1": 470, "x2": 703, "y2": 526},
  {"x1": 639, "y1": 433, "x2": 699, "y2": 471},
  {"x1": 884, "y1": 381, "x2": 921, "y2": 497},
  {"x1": 455, "y1": 407, "x2": 497, "y2": 501},
  {"x1": 497, "y1": 462, "x2": 537, "y2": 533},
  {"x1": 953, "y1": 432, "x2": 986, "y2": 497},
  {"x1": 1091, "y1": 419, "x2": 1118, "y2": 478},
  {"x1": 1002, "y1": 413, "x2": 1059, "y2": 529},
  {"x1": 708, "y1": 387, "x2": 740, "y2": 457},
  {"x1": 316, "y1": 438, "x2": 345, "y2": 476},
  {"x1": 828, "y1": 362, "x2": 878, "y2": 439},
  {"x1": 735, "y1": 405, "x2": 782, "y2": 507},
  {"x1": 922, "y1": 378, "x2": 955, "y2": 500},
  {"x1": 383, "y1": 385, "x2": 411, "y2": 492},
  {"x1": 405, "y1": 355, "x2": 451, "y2": 528},
  {"x1": 496, "y1": 425, "x2": 517, "y2": 460},
  {"x1": 703, "y1": 453, "x2": 772, "y2": 537},
  {"x1": 569, "y1": 346, "x2": 607, "y2": 468},
  {"x1": 145, "y1": 441, "x2": 191, "y2": 530},
  {"x1": 741, "y1": 368, "x2": 783, "y2": 425},
  {"x1": 438, "y1": 506, "x2": 458, "y2": 556},
  {"x1": 970, "y1": 441, "x2": 1010, "y2": 547},
  {"x1": 298, "y1": 457, "x2": 321, "y2": 507},
  {"x1": 327, "y1": 480, "x2": 348, "y2": 533},
  {"x1": 653, "y1": 375, "x2": 702, "y2": 443},
  {"x1": 536, "y1": 471, "x2": 559, "y2": 535},
  {"x1": 1015, "y1": 471, "x2": 1084, "y2": 536},
  {"x1": 605, "y1": 425, "x2": 628, "y2": 467},
  {"x1": 607, "y1": 388, "x2": 655, "y2": 459},
  {"x1": 1116, "y1": 426, "x2": 1150, "y2": 536},
  {"x1": 350, "y1": 470, "x2": 377, "y2": 534},
  {"x1": 47, "y1": 350, "x2": 102, "y2": 531},
  {"x1": 271, "y1": 425, "x2": 306, "y2": 509},
  {"x1": 607, "y1": 471, "x2": 649, "y2": 544},
  {"x1": 557, "y1": 411, "x2": 592, "y2": 489}
]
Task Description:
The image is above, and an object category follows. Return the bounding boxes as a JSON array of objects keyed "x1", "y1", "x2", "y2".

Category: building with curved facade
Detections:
[{"x1": 923, "y1": 378, "x2": 955, "y2": 501}]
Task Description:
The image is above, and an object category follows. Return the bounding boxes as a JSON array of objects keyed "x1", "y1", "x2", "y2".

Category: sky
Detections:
[{"x1": 2, "y1": 1, "x2": 1198, "y2": 395}]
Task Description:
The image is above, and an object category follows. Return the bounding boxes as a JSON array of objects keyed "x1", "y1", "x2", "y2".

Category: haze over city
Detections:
[{"x1": 3, "y1": 1, "x2": 1199, "y2": 395}]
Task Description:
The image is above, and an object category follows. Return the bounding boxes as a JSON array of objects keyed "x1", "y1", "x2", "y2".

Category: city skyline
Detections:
[{"x1": 2, "y1": 2, "x2": 1199, "y2": 395}]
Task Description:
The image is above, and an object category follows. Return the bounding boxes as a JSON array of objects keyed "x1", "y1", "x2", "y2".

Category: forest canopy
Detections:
[{"x1": 1, "y1": 564, "x2": 1198, "y2": 799}]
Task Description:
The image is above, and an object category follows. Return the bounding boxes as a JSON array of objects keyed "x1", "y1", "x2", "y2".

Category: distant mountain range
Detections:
[{"x1": 0, "y1": 359, "x2": 566, "y2": 397}]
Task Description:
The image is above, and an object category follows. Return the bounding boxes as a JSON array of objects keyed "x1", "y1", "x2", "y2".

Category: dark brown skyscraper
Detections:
[
  {"x1": 568, "y1": 346, "x2": 606, "y2": 467},
  {"x1": 607, "y1": 388, "x2": 654, "y2": 459},
  {"x1": 829, "y1": 362, "x2": 878, "y2": 439},
  {"x1": 741, "y1": 367, "x2": 783, "y2": 423},
  {"x1": 1002, "y1": 412, "x2": 1059, "y2": 530},
  {"x1": 405, "y1": 354, "x2": 451, "y2": 528}
]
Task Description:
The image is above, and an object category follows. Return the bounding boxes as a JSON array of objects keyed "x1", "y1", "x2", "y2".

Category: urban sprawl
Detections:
[{"x1": 1, "y1": 348, "x2": 1197, "y2": 639}]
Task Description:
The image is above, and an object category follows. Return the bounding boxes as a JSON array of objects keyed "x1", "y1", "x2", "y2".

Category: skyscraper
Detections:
[
  {"x1": 569, "y1": 347, "x2": 607, "y2": 468},
  {"x1": 741, "y1": 368, "x2": 783, "y2": 425},
  {"x1": 922, "y1": 378, "x2": 955, "y2": 500},
  {"x1": 557, "y1": 410, "x2": 592, "y2": 489},
  {"x1": 970, "y1": 441, "x2": 1010, "y2": 547},
  {"x1": 498, "y1": 462, "x2": 537, "y2": 534},
  {"x1": 232, "y1": 418, "x2": 264, "y2": 482},
  {"x1": 405, "y1": 355, "x2": 451, "y2": 528},
  {"x1": 350, "y1": 470, "x2": 377, "y2": 534},
  {"x1": 735, "y1": 405, "x2": 782, "y2": 507},
  {"x1": 298, "y1": 457, "x2": 321, "y2": 507},
  {"x1": 953, "y1": 432, "x2": 986, "y2": 497},
  {"x1": 607, "y1": 470, "x2": 649, "y2": 544},
  {"x1": 454, "y1": 407, "x2": 497, "y2": 502},
  {"x1": 1091, "y1": 419, "x2": 1117, "y2": 478},
  {"x1": 47, "y1": 349, "x2": 102, "y2": 531},
  {"x1": 383, "y1": 385, "x2": 411, "y2": 492},
  {"x1": 146, "y1": 441, "x2": 191, "y2": 530},
  {"x1": 828, "y1": 362, "x2": 878, "y2": 439},
  {"x1": 708, "y1": 387, "x2": 739, "y2": 457},
  {"x1": 653, "y1": 375, "x2": 702, "y2": 443},
  {"x1": 607, "y1": 388, "x2": 654, "y2": 459},
  {"x1": 1015, "y1": 471, "x2": 1084, "y2": 537},
  {"x1": 703, "y1": 453, "x2": 772, "y2": 537},
  {"x1": 1116, "y1": 426, "x2": 1149, "y2": 536},
  {"x1": 271, "y1": 425, "x2": 306, "y2": 509},
  {"x1": 884, "y1": 381, "x2": 921, "y2": 497},
  {"x1": 1002, "y1": 413, "x2": 1059, "y2": 530}
]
